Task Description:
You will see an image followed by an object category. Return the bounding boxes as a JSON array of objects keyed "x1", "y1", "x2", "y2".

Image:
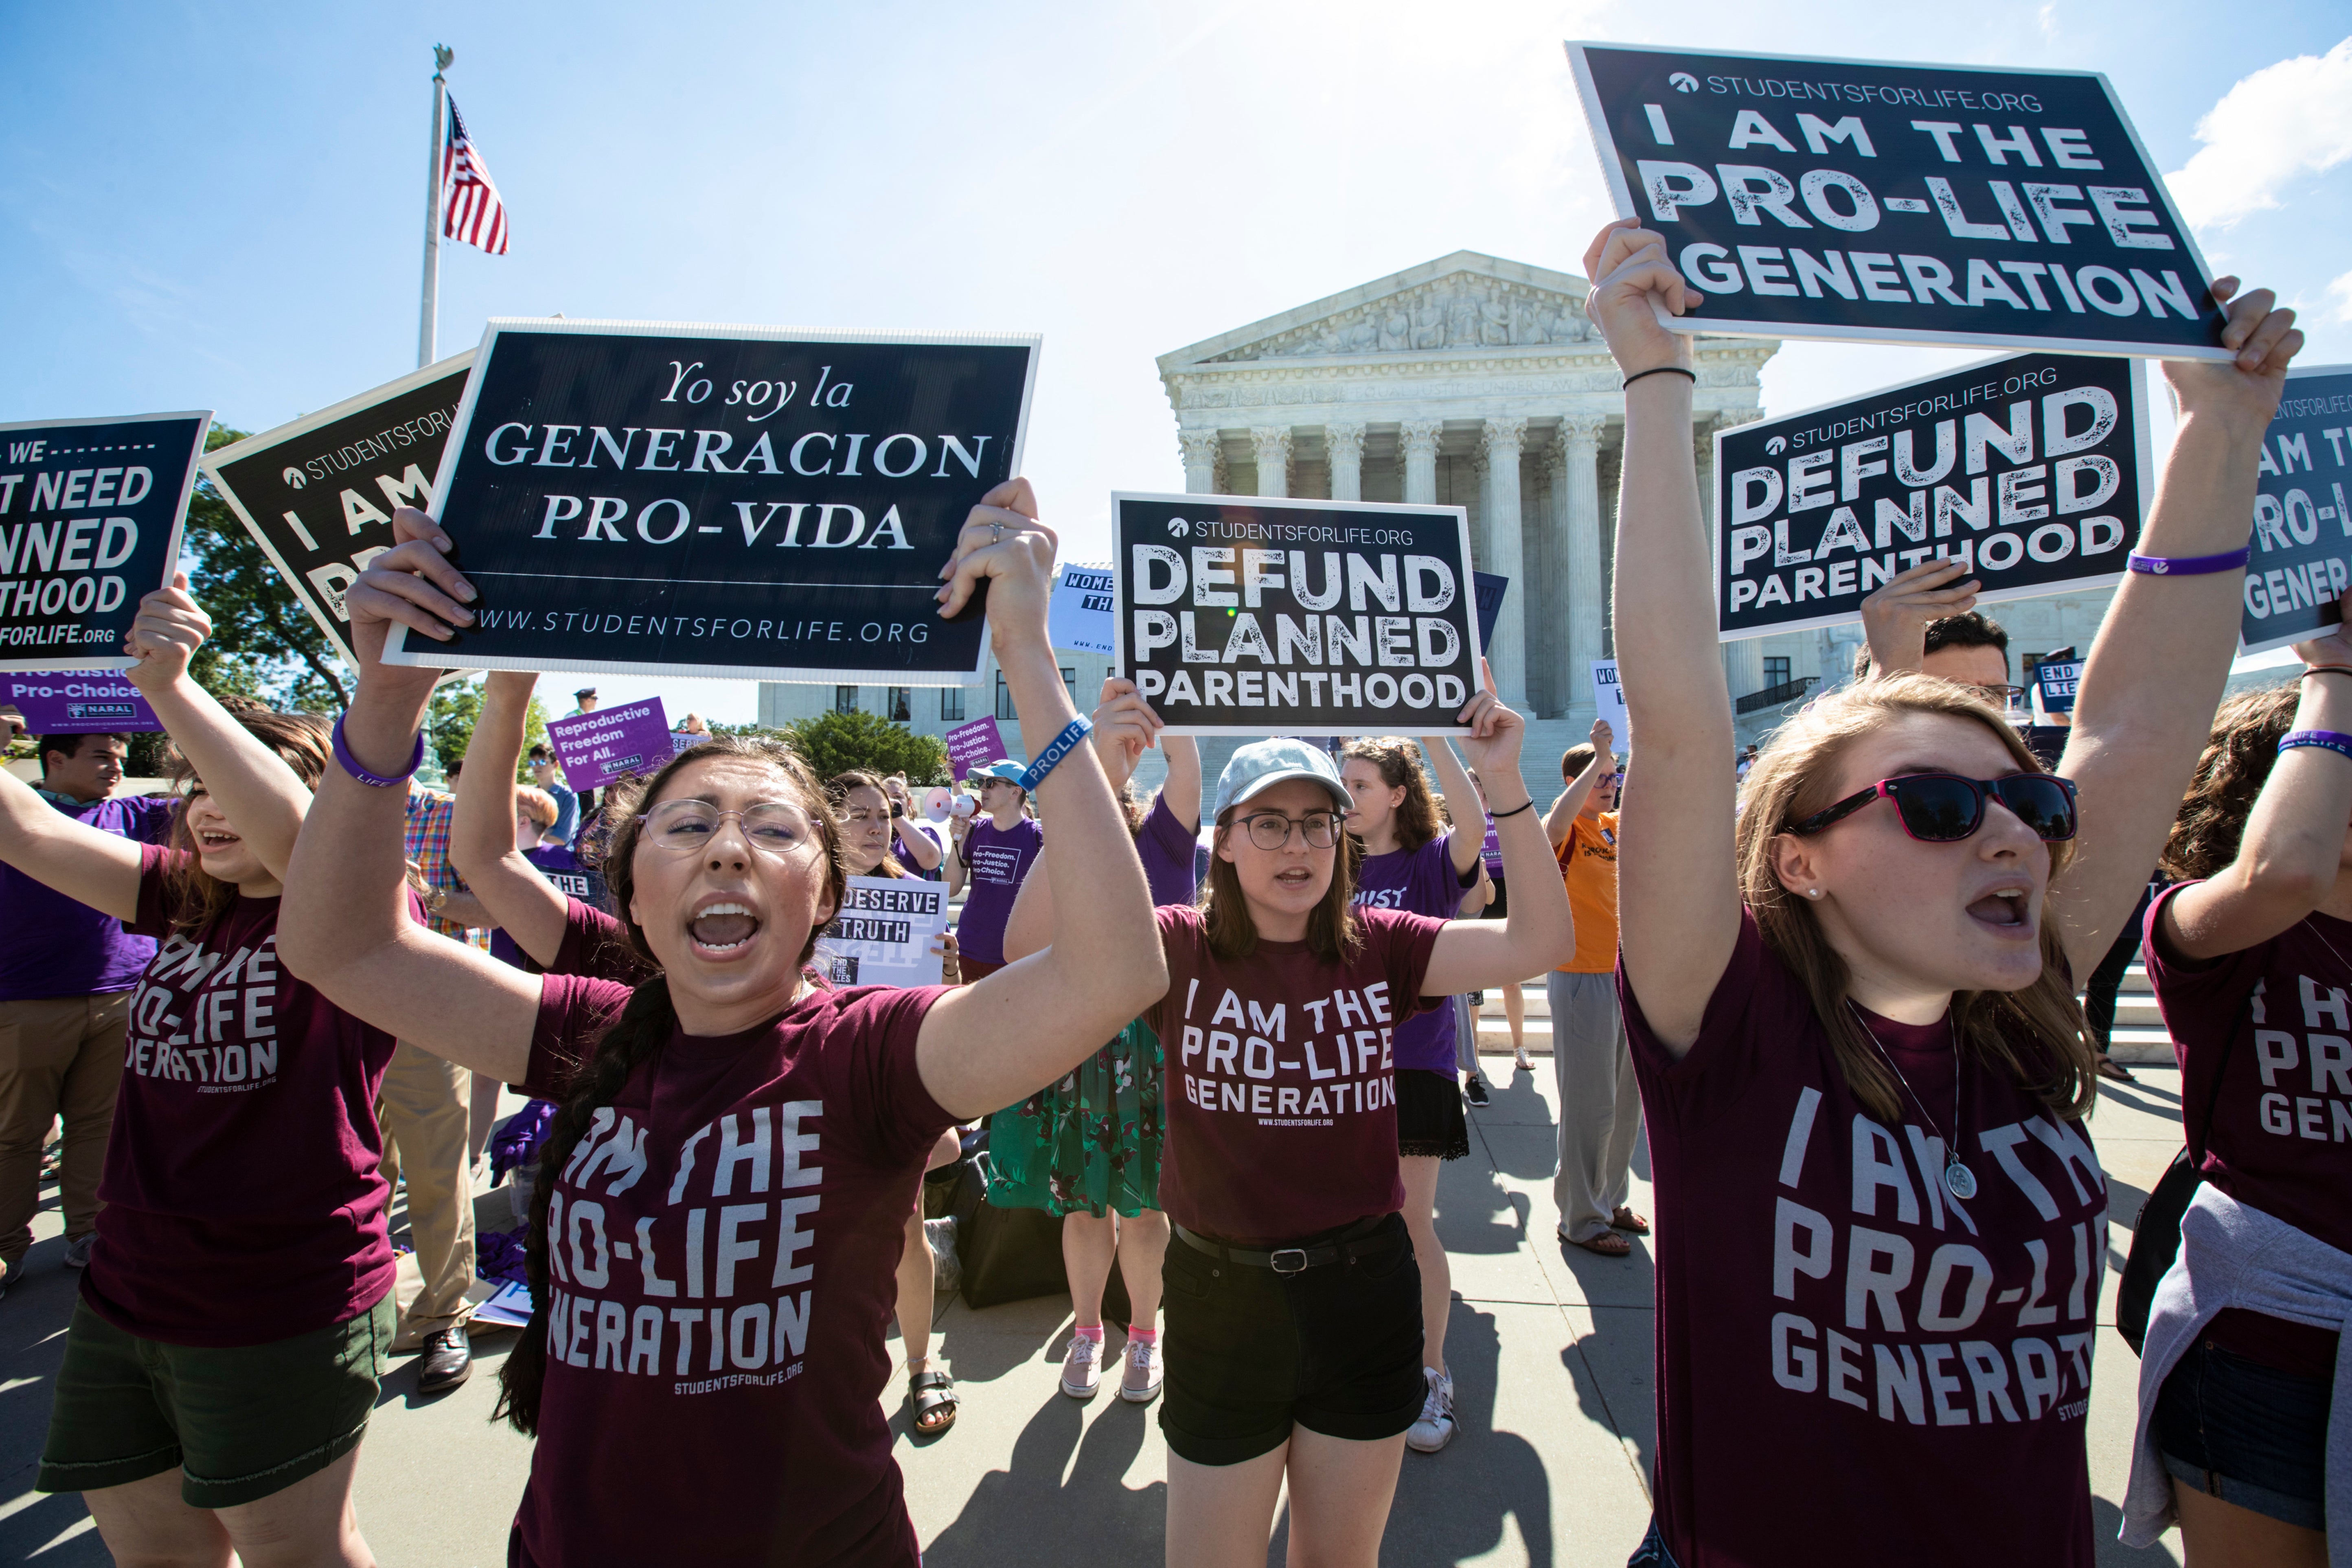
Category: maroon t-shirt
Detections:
[
  {"x1": 549, "y1": 896, "x2": 654, "y2": 987},
  {"x1": 84, "y1": 846, "x2": 405, "y2": 1346},
  {"x1": 1151, "y1": 904, "x2": 1443, "y2": 1243},
  {"x1": 1622, "y1": 913, "x2": 2107, "y2": 1568},
  {"x1": 2144, "y1": 884, "x2": 2350, "y2": 1377},
  {"x1": 509, "y1": 974, "x2": 955, "y2": 1567}
]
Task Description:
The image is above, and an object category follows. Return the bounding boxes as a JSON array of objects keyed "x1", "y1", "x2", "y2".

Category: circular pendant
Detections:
[{"x1": 1944, "y1": 1161, "x2": 1978, "y2": 1202}]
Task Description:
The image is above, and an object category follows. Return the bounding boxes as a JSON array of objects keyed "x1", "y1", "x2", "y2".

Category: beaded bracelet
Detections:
[
  {"x1": 1019, "y1": 716, "x2": 1095, "y2": 794},
  {"x1": 332, "y1": 714, "x2": 425, "y2": 788},
  {"x1": 2126, "y1": 547, "x2": 2251, "y2": 576},
  {"x1": 2279, "y1": 729, "x2": 2352, "y2": 761}
]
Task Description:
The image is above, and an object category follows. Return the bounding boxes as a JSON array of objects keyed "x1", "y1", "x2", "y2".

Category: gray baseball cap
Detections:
[{"x1": 1211, "y1": 738, "x2": 1350, "y2": 820}]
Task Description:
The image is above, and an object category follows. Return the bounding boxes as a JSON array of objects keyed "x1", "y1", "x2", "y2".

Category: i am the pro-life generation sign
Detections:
[
  {"x1": 2239, "y1": 364, "x2": 2352, "y2": 656},
  {"x1": 817, "y1": 875, "x2": 950, "y2": 988},
  {"x1": 381, "y1": 321, "x2": 1040, "y2": 683},
  {"x1": 1565, "y1": 43, "x2": 2229, "y2": 359},
  {"x1": 1112, "y1": 493, "x2": 1481, "y2": 736},
  {"x1": 0, "y1": 413, "x2": 210, "y2": 672},
  {"x1": 5, "y1": 670, "x2": 162, "y2": 733},
  {"x1": 1715, "y1": 353, "x2": 2148, "y2": 640},
  {"x1": 202, "y1": 355, "x2": 473, "y2": 670}
]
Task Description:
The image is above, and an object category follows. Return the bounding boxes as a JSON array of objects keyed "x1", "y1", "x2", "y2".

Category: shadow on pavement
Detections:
[
  {"x1": 1383, "y1": 1303, "x2": 1554, "y2": 1566},
  {"x1": 920, "y1": 1388, "x2": 1164, "y2": 1566}
]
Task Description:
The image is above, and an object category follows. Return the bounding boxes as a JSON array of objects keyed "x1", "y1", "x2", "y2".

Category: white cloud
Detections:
[
  {"x1": 2166, "y1": 37, "x2": 2352, "y2": 230},
  {"x1": 2329, "y1": 269, "x2": 2352, "y2": 324}
]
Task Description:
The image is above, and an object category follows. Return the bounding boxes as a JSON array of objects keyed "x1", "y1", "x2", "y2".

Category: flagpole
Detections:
[{"x1": 417, "y1": 45, "x2": 452, "y2": 369}]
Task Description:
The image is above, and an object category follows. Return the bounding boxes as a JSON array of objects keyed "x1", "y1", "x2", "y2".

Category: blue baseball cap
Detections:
[
  {"x1": 967, "y1": 759, "x2": 1026, "y2": 785},
  {"x1": 1211, "y1": 738, "x2": 1350, "y2": 821}
]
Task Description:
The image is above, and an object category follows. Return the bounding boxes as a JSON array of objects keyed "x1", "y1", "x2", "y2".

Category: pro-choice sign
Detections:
[
  {"x1": 1566, "y1": 42, "x2": 2228, "y2": 359},
  {"x1": 1113, "y1": 493, "x2": 1481, "y2": 736},
  {"x1": 1715, "y1": 352, "x2": 2148, "y2": 640},
  {"x1": 2240, "y1": 364, "x2": 2352, "y2": 655},
  {"x1": 381, "y1": 321, "x2": 1039, "y2": 683}
]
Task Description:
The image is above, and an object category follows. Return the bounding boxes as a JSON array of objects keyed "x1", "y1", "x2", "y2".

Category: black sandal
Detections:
[{"x1": 909, "y1": 1369, "x2": 958, "y2": 1434}]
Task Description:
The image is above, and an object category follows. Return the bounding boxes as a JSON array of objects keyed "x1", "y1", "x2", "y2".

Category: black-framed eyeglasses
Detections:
[
  {"x1": 1235, "y1": 810, "x2": 1345, "y2": 850},
  {"x1": 1788, "y1": 773, "x2": 2078, "y2": 844}
]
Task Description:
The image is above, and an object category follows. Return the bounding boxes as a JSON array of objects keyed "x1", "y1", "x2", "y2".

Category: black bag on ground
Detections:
[{"x1": 948, "y1": 1150, "x2": 1133, "y2": 1321}]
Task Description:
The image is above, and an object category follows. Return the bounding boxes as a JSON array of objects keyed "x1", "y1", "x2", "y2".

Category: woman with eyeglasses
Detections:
[
  {"x1": 1586, "y1": 215, "x2": 2301, "y2": 1568},
  {"x1": 278, "y1": 489, "x2": 1166, "y2": 1566},
  {"x1": 2125, "y1": 635, "x2": 2352, "y2": 1566}
]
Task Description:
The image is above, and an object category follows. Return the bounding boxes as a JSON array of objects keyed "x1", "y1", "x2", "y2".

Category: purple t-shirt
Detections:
[
  {"x1": 0, "y1": 791, "x2": 178, "y2": 1001},
  {"x1": 1622, "y1": 912, "x2": 2106, "y2": 1568},
  {"x1": 954, "y1": 816, "x2": 1043, "y2": 967},
  {"x1": 1351, "y1": 832, "x2": 1469, "y2": 1072},
  {"x1": 1137, "y1": 794, "x2": 1199, "y2": 909},
  {"x1": 490, "y1": 845, "x2": 613, "y2": 972}
]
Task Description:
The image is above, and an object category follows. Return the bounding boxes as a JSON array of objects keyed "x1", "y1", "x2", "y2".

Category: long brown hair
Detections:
[
  {"x1": 2164, "y1": 679, "x2": 2300, "y2": 882},
  {"x1": 1199, "y1": 804, "x2": 1361, "y2": 964},
  {"x1": 1339, "y1": 737, "x2": 1444, "y2": 851},
  {"x1": 825, "y1": 769, "x2": 906, "y2": 878},
  {"x1": 1737, "y1": 673, "x2": 2098, "y2": 1123},
  {"x1": 494, "y1": 735, "x2": 846, "y2": 1434},
  {"x1": 162, "y1": 710, "x2": 332, "y2": 937}
]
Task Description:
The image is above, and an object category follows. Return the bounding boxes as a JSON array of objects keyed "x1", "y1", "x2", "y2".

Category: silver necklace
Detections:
[{"x1": 1848, "y1": 1002, "x2": 1977, "y2": 1202}]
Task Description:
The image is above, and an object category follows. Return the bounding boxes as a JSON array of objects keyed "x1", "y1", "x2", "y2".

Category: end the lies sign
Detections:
[
  {"x1": 1565, "y1": 42, "x2": 2228, "y2": 358},
  {"x1": 382, "y1": 321, "x2": 1039, "y2": 684},
  {"x1": 2238, "y1": 364, "x2": 2352, "y2": 656},
  {"x1": 1715, "y1": 353, "x2": 2148, "y2": 640},
  {"x1": 1113, "y1": 492, "x2": 1481, "y2": 736}
]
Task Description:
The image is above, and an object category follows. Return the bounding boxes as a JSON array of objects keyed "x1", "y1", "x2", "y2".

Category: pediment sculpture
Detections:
[{"x1": 1206, "y1": 274, "x2": 1595, "y2": 363}]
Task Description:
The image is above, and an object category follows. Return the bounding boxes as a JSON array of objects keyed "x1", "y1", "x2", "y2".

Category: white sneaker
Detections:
[
  {"x1": 1405, "y1": 1367, "x2": 1456, "y2": 1452},
  {"x1": 1061, "y1": 1333, "x2": 1104, "y2": 1399},
  {"x1": 1120, "y1": 1338, "x2": 1163, "y2": 1403}
]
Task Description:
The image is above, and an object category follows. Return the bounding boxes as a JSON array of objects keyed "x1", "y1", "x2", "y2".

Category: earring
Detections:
[{"x1": 1806, "y1": 888, "x2": 1823, "y2": 899}]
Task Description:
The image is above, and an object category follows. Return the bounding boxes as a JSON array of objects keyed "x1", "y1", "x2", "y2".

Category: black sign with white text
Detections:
[
  {"x1": 1714, "y1": 353, "x2": 2147, "y2": 640},
  {"x1": 1113, "y1": 492, "x2": 1481, "y2": 736},
  {"x1": 2240, "y1": 364, "x2": 2352, "y2": 655},
  {"x1": 0, "y1": 412, "x2": 209, "y2": 672},
  {"x1": 381, "y1": 321, "x2": 1038, "y2": 682},
  {"x1": 203, "y1": 356, "x2": 471, "y2": 671},
  {"x1": 1567, "y1": 43, "x2": 2227, "y2": 358}
]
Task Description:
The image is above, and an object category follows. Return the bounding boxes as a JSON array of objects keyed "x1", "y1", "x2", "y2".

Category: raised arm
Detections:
[
  {"x1": 0, "y1": 766, "x2": 145, "y2": 920},
  {"x1": 276, "y1": 510, "x2": 541, "y2": 1084},
  {"x1": 944, "y1": 816, "x2": 971, "y2": 897},
  {"x1": 450, "y1": 669, "x2": 570, "y2": 966},
  {"x1": 1857, "y1": 559, "x2": 1982, "y2": 678},
  {"x1": 2052, "y1": 282, "x2": 2303, "y2": 976},
  {"x1": 1543, "y1": 718, "x2": 1614, "y2": 844},
  {"x1": 1161, "y1": 731, "x2": 1202, "y2": 833},
  {"x1": 886, "y1": 778, "x2": 945, "y2": 872},
  {"x1": 1420, "y1": 666, "x2": 1576, "y2": 992},
  {"x1": 1420, "y1": 734, "x2": 1486, "y2": 879},
  {"x1": 1580, "y1": 221, "x2": 1742, "y2": 1053},
  {"x1": 914, "y1": 484, "x2": 1166, "y2": 1119},
  {"x1": 1000, "y1": 677, "x2": 1165, "y2": 964}
]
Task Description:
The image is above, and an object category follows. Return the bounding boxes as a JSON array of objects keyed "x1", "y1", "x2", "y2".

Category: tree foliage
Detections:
[
  {"x1": 183, "y1": 425, "x2": 353, "y2": 712},
  {"x1": 759, "y1": 710, "x2": 949, "y2": 784}
]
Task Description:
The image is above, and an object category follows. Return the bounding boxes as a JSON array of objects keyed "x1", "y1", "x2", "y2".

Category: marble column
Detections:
[
  {"x1": 1482, "y1": 416, "x2": 1529, "y2": 705},
  {"x1": 1541, "y1": 435, "x2": 1569, "y2": 718},
  {"x1": 1693, "y1": 417, "x2": 1718, "y2": 540},
  {"x1": 1561, "y1": 415, "x2": 1607, "y2": 725},
  {"x1": 1249, "y1": 427, "x2": 1292, "y2": 499},
  {"x1": 1400, "y1": 419, "x2": 1440, "y2": 505},
  {"x1": 1325, "y1": 423, "x2": 1365, "y2": 502},
  {"x1": 1179, "y1": 430, "x2": 1219, "y2": 495}
]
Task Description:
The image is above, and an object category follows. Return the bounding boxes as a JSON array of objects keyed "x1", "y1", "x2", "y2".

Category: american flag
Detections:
[{"x1": 441, "y1": 95, "x2": 509, "y2": 256}]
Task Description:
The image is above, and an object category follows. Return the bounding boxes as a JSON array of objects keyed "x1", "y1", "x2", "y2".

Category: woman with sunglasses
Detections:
[
  {"x1": 951, "y1": 764, "x2": 1043, "y2": 981},
  {"x1": 278, "y1": 490, "x2": 1166, "y2": 1566},
  {"x1": 1586, "y1": 215, "x2": 2301, "y2": 1568},
  {"x1": 2125, "y1": 635, "x2": 2352, "y2": 1565}
]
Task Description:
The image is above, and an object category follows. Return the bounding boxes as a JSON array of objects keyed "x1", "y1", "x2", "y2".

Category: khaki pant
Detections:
[
  {"x1": 1549, "y1": 970, "x2": 1642, "y2": 1244},
  {"x1": 375, "y1": 1041, "x2": 475, "y2": 1340},
  {"x1": 0, "y1": 993, "x2": 129, "y2": 1274}
]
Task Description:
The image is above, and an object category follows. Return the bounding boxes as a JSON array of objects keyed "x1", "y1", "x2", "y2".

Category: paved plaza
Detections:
[{"x1": 0, "y1": 1046, "x2": 2192, "y2": 1566}]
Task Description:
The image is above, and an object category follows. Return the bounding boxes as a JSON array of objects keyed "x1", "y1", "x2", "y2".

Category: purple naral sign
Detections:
[
  {"x1": 945, "y1": 717, "x2": 1008, "y2": 779},
  {"x1": 4, "y1": 671, "x2": 162, "y2": 733},
  {"x1": 546, "y1": 698, "x2": 673, "y2": 790}
]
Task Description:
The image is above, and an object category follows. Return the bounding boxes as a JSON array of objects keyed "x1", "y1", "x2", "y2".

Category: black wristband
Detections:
[
  {"x1": 1622, "y1": 365, "x2": 1697, "y2": 391},
  {"x1": 1491, "y1": 798, "x2": 1538, "y2": 820}
]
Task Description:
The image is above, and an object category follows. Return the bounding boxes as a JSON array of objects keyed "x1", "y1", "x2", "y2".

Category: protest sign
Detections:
[
  {"x1": 945, "y1": 716, "x2": 1009, "y2": 777},
  {"x1": 379, "y1": 320, "x2": 1039, "y2": 683},
  {"x1": 2238, "y1": 364, "x2": 2352, "y2": 656},
  {"x1": 0, "y1": 412, "x2": 210, "y2": 672},
  {"x1": 2034, "y1": 651, "x2": 2081, "y2": 714},
  {"x1": 202, "y1": 355, "x2": 473, "y2": 670},
  {"x1": 817, "y1": 875, "x2": 949, "y2": 988},
  {"x1": 1113, "y1": 492, "x2": 1481, "y2": 736},
  {"x1": 1473, "y1": 572, "x2": 1508, "y2": 655},
  {"x1": 4, "y1": 670, "x2": 162, "y2": 733},
  {"x1": 545, "y1": 697, "x2": 673, "y2": 790},
  {"x1": 1714, "y1": 352, "x2": 2147, "y2": 640},
  {"x1": 1592, "y1": 658, "x2": 1631, "y2": 740},
  {"x1": 1565, "y1": 43, "x2": 2228, "y2": 359},
  {"x1": 1048, "y1": 561, "x2": 1116, "y2": 655}
]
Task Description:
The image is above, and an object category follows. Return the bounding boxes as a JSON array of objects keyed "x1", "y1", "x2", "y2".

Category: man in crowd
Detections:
[
  {"x1": 528, "y1": 744, "x2": 577, "y2": 846},
  {"x1": 0, "y1": 733, "x2": 176, "y2": 1296}
]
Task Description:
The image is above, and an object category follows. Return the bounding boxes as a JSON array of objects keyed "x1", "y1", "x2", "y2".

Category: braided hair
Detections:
[{"x1": 493, "y1": 735, "x2": 845, "y2": 1434}]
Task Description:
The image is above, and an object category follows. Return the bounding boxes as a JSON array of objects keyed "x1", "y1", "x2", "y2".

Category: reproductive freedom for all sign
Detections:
[
  {"x1": 2238, "y1": 364, "x2": 2352, "y2": 656},
  {"x1": 1113, "y1": 493, "x2": 1481, "y2": 736},
  {"x1": 544, "y1": 697, "x2": 674, "y2": 791}
]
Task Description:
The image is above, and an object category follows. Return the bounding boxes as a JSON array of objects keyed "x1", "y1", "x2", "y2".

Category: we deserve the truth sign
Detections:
[
  {"x1": 382, "y1": 321, "x2": 1039, "y2": 683},
  {"x1": 2239, "y1": 364, "x2": 2352, "y2": 656},
  {"x1": 203, "y1": 355, "x2": 472, "y2": 670},
  {"x1": 1715, "y1": 352, "x2": 2148, "y2": 640},
  {"x1": 1114, "y1": 493, "x2": 1480, "y2": 736},
  {"x1": 1566, "y1": 43, "x2": 2228, "y2": 359},
  {"x1": 0, "y1": 413, "x2": 209, "y2": 672},
  {"x1": 817, "y1": 875, "x2": 950, "y2": 988}
]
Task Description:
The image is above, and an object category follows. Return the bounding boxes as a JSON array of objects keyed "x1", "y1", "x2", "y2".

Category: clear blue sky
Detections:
[{"x1": 7, "y1": 2, "x2": 2347, "y2": 720}]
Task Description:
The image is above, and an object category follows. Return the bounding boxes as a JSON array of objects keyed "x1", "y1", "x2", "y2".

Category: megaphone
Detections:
[{"x1": 924, "y1": 788, "x2": 978, "y2": 823}]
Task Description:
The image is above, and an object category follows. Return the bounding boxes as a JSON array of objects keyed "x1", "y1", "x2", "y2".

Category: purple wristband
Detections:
[
  {"x1": 2279, "y1": 730, "x2": 2352, "y2": 762},
  {"x1": 2126, "y1": 547, "x2": 2251, "y2": 576},
  {"x1": 332, "y1": 714, "x2": 425, "y2": 788}
]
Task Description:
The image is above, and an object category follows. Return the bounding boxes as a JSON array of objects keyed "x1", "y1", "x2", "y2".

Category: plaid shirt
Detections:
[{"x1": 404, "y1": 788, "x2": 489, "y2": 948}]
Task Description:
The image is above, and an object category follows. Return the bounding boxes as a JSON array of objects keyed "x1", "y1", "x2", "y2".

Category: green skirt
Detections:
[{"x1": 985, "y1": 1018, "x2": 1163, "y2": 1218}]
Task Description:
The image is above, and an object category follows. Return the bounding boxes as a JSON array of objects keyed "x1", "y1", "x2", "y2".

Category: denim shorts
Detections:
[{"x1": 2155, "y1": 1336, "x2": 2331, "y2": 1532}]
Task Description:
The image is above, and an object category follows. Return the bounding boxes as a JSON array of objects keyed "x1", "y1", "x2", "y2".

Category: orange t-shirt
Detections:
[{"x1": 1555, "y1": 811, "x2": 1620, "y2": 973}]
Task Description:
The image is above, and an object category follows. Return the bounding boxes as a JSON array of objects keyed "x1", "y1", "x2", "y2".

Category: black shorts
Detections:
[
  {"x1": 1159, "y1": 1212, "x2": 1424, "y2": 1465},
  {"x1": 2155, "y1": 1336, "x2": 2330, "y2": 1531},
  {"x1": 1395, "y1": 1067, "x2": 1468, "y2": 1160},
  {"x1": 1481, "y1": 876, "x2": 1508, "y2": 918}
]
